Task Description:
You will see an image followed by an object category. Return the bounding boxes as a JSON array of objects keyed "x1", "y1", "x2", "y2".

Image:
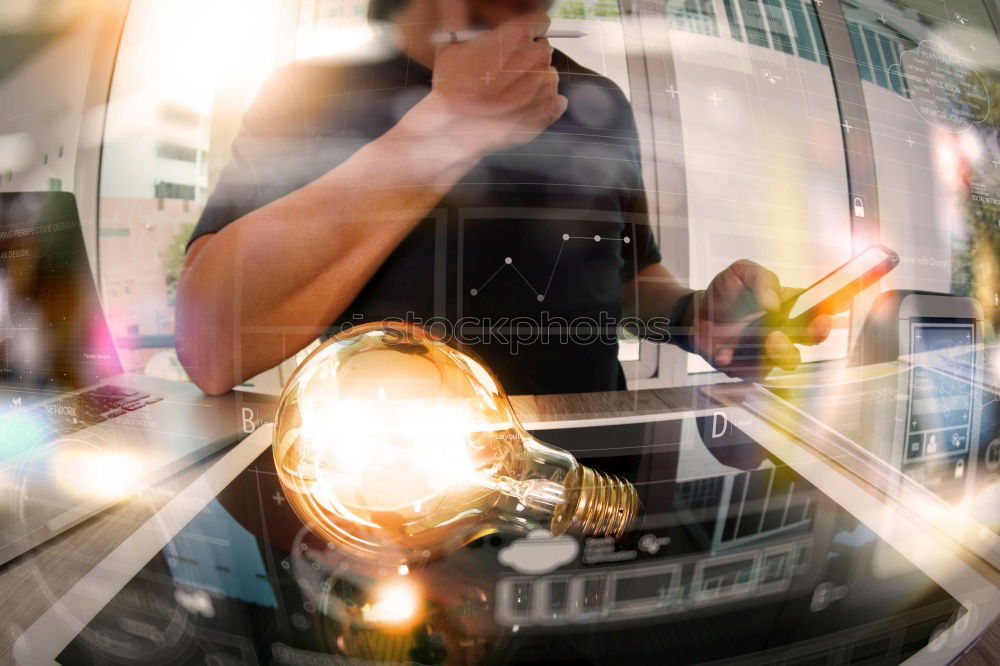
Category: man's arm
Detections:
[
  {"x1": 624, "y1": 261, "x2": 832, "y2": 376},
  {"x1": 622, "y1": 262, "x2": 690, "y2": 324},
  {"x1": 176, "y1": 10, "x2": 565, "y2": 394},
  {"x1": 178, "y1": 121, "x2": 478, "y2": 394}
]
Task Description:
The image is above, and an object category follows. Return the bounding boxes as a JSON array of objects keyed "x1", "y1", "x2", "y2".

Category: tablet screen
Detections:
[
  {"x1": 760, "y1": 336, "x2": 1000, "y2": 542},
  {"x1": 53, "y1": 419, "x2": 962, "y2": 665}
]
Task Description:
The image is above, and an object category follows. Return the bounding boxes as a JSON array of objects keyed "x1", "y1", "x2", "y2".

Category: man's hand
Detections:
[
  {"x1": 689, "y1": 260, "x2": 832, "y2": 377},
  {"x1": 404, "y1": 0, "x2": 567, "y2": 156}
]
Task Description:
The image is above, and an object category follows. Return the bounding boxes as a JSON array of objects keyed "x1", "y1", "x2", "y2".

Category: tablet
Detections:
[{"x1": 14, "y1": 411, "x2": 1000, "y2": 665}]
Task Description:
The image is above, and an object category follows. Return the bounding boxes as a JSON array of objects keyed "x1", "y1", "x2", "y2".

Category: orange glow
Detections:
[
  {"x1": 361, "y1": 578, "x2": 422, "y2": 627},
  {"x1": 51, "y1": 445, "x2": 145, "y2": 499}
]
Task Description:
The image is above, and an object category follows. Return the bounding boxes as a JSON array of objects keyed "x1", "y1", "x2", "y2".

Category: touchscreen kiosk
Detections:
[{"x1": 734, "y1": 291, "x2": 1000, "y2": 566}]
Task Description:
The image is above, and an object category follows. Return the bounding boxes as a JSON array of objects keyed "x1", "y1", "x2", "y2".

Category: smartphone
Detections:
[
  {"x1": 729, "y1": 245, "x2": 899, "y2": 374},
  {"x1": 778, "y1": 244, "x2": 900, "y2": 325}
]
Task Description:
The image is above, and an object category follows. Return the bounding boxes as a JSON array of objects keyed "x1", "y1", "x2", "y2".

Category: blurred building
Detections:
[
  {"x1": 97, "y1": 0, "x2": 305, "y2": 373},
  {"x1": 304, "y1": 0, "x2": 370, "y2": 22}
]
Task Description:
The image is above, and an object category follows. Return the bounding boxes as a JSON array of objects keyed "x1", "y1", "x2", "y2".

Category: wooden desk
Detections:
[{"x1": 1, "y1": 387, "x2": 997, "y2": 664}]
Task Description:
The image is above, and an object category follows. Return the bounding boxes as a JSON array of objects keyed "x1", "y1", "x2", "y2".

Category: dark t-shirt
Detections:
[{"x1": 190, "y1": 47, "x2": 661, "y2": 395}]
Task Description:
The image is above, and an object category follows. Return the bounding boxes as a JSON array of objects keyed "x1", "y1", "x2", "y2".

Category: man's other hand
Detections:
[
  {"x1": 406, "y1": 0, "x2": 568, "y2": 156},
  {"x1": 690, "y1": 260, "x2": 832, "y2": 378}
]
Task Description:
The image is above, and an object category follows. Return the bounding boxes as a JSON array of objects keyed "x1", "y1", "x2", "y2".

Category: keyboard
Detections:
[{"x1": 36, "y1": 384, "x2": 162, "y2": 431}]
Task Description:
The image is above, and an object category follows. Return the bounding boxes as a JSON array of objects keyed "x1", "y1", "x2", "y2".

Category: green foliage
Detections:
[
  {"x1": 592, "y1": 2, "x2": 621, "y2": 17},
  {"x1": 160, "y1": 222, "x2": 196, "y2": 307},
  {"x1": 553, "y1": 0, "x2": 619, "y2": 20},
  {"x1": 557, "y1": 1, "x2": 586, "y2": 19},
  {"x1": 952, "y1": 72, "x2": 1000, "y2": 337}
]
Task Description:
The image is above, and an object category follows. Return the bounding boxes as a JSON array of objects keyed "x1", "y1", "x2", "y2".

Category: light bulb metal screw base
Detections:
[{"x1": 552, "y1": 466, "x2": 639, "y2": 539}]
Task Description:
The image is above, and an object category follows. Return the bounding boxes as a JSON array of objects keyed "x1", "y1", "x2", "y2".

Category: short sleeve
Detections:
[
  {"x1": 187, "y1": 66, "x2": 312, "y2": 249},
  {"x1": 619, "y1": 108, "x2": 661, "y2": 282}
]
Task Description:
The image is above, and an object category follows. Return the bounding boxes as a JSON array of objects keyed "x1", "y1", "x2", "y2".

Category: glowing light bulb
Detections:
[{"x1": 273, "y1": 323, "x2": 638, "y2": 565}]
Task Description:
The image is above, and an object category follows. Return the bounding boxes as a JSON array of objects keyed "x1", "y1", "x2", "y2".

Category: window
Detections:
[
  {"x1": 672, "y1": 0, "x2": 829, "y2": 63},
  {"x1": 721, "y1": 0, "x2": 743, "y2": 40},
  {"x1": 845, "y1": 19, "x2": 913, "y2": 96},
  {"x1": 153, "y1": 181, "x2": 196, "y2": 200},
  {"x1": 761, "y1": 0, "x2": 794, "y2": 54},
  {"x1": 785, "y1": 0, "x2": 821, "y2": 62},
  {"x1": 847, "y1": 22, "x2": 873, "y2": 82},
  {"x1": 738, "y1": 0, "x2": 772, "y2": 47},
  {"x1": 157, "y1": 142, "x2": 198, "y2": 162},
  {"x1": 99, "y1": 0, "x2": 373, "y2": 378},
  {"x1": 161, "y1": 104, "x2": 202, "y2": 127},
  {"x1": 841, "y1": 0, "x2": 1000, "y2": 339},
  {"x1": 862, "y1": 26, "x2": 889, "y2": 87},
  {"x1": 667, "y1": 0, "x2": 720, "y2": 36},
  {"x1": 650, "y1": 0, "x2": 851, "y2": 380}
]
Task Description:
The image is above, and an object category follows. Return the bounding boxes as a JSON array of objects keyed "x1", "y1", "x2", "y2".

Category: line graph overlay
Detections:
[{"x1": 468, "y1": 232, "x2": 631, "y2": 302}]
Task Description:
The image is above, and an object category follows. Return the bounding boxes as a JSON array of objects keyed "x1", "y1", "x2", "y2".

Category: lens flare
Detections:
[
  {"x1": 51, "y1": 446, "x2": 144, "y2": 499},
  {"x1": 361, "y1": 578, "x2": 421, "y2": 627}
]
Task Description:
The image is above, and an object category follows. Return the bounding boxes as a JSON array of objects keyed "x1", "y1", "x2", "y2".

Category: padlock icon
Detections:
[
  {"x1": 954, "y1": 459, "x2": 965, "y2": 479},
  {"x1": 853, "y1": 197, "x2": 865, "y2": 217}
]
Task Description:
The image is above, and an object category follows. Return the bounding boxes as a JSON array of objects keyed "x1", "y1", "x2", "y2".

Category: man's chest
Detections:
[{"x1": 302, "y1": 82, "x2": 639, "y2": 211}]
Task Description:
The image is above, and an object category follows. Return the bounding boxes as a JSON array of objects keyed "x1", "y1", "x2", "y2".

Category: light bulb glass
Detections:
[{"x1": 273, "y1": 322, "x2": 638, "y2": 565}]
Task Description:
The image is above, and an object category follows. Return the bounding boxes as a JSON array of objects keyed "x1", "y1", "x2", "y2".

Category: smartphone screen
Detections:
[{"x1": 787, "y1": 246, "x2": 897, "y2": 320}]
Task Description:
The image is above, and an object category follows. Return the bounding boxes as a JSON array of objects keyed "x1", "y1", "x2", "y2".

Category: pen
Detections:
[{"x1": 431, "y1": 29, "x2": 587, "y2": 44}]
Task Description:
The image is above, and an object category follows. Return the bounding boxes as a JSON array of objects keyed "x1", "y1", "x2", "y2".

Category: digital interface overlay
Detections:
[{"x1": 52, "y1": 419, "x2": 963, "y2": 665}]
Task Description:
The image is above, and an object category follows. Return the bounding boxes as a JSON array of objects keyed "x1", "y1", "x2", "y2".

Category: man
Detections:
[{"x1": 176, "y1": 0, "x2": 831, "y2": 395}]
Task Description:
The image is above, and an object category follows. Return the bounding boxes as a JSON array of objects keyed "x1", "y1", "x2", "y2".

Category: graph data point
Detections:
[
  {"x1": 593, "y1": 235, "x2": 601, "y2": 242},
  {"x1": 504, "y1": 257, "x2": 512, "y2": 264},
  {"x1": 470, "y1": 289, "x2": 478, "y2": 296}
]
